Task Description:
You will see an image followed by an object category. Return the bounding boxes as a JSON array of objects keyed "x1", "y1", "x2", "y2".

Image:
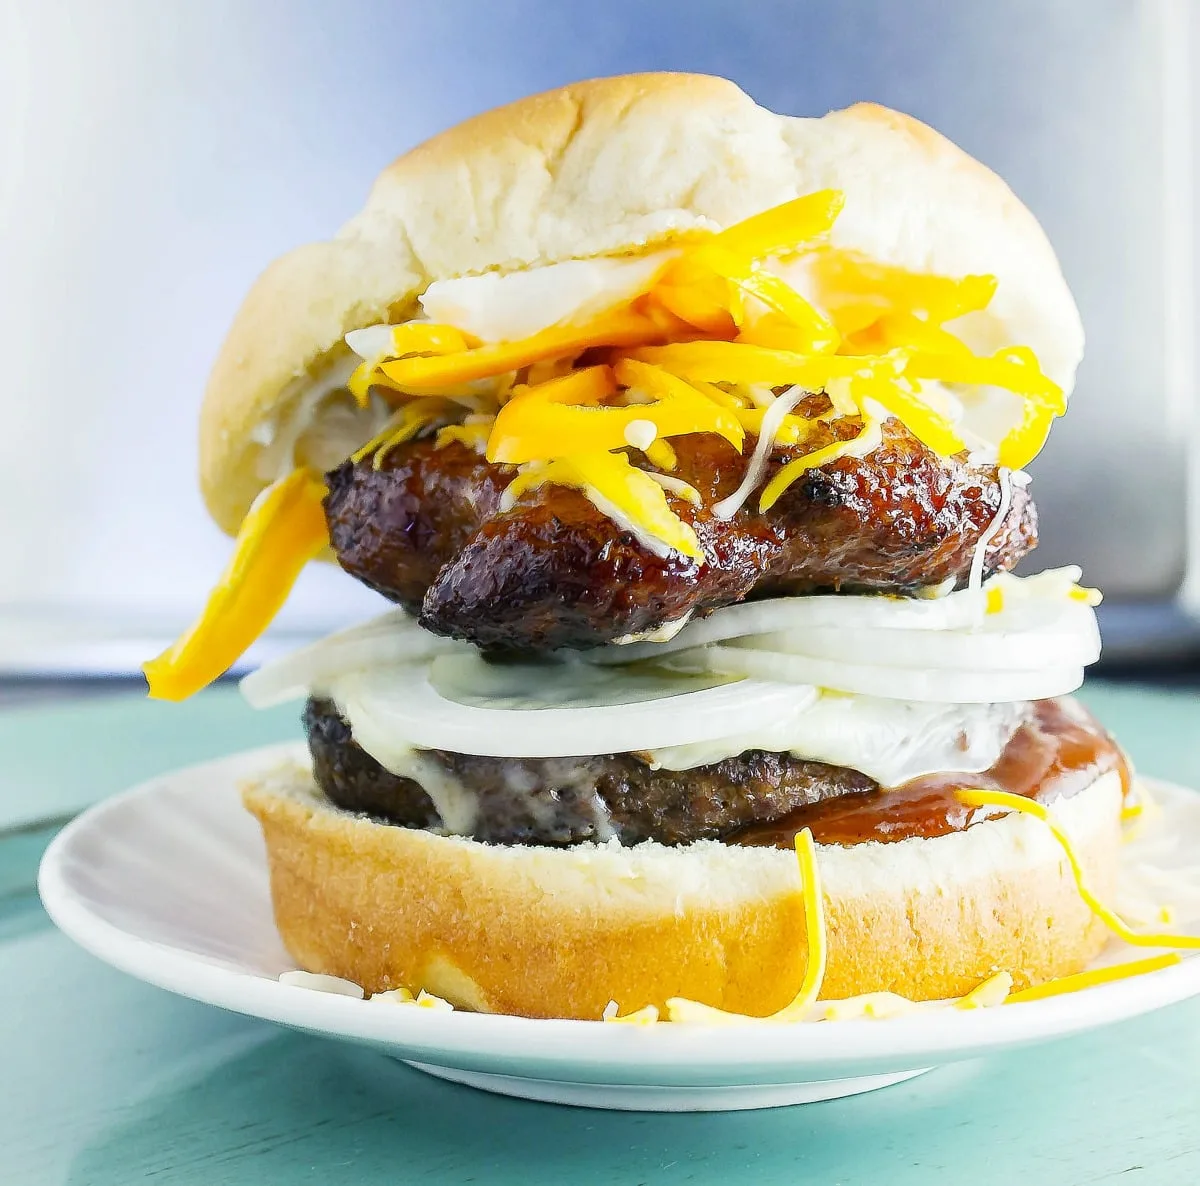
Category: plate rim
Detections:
[{"x1": 36, "y1": 743, "x2": 1200, "y2": 1078}]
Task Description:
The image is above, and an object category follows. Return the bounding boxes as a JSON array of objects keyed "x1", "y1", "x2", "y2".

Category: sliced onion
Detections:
[
  {"x1": 667, "y1": 645, "x2": 1085, "y2": 704},
  {"x1": 240, "y1": 610, "x2": 464, "y2": 709},
  {"x1": 589, "y1": 566, "x2": 1094, "y2": 667},
  {"x1": 332, "y1": 663, "x2": 815, "y2": 758},
  {"x1": 418, "y1": 252, "x2": 672, "y2": 343},
  {"x1": 746, "y1": 609, "x2": 1099, "y2": 672}
]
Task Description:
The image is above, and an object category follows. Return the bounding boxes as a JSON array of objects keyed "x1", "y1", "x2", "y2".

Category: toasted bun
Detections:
[
  {"x1": 243, "y1": 764, "x2": 1120, "y2": 1019},
  {"x1": 201, "y1": 72, "x2": 1084, "y2": 536}
]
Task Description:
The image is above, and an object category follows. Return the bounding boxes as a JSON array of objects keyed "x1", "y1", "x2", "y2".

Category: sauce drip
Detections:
[{"x1": 730, "y1": 699, "x2": 1129, "y2": 849}]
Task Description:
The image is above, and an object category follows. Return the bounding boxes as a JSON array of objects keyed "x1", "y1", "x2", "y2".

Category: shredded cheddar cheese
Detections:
[
  {"x1": 602, "y1": 1002, "x2": 661, "y2": 1025},
  {"x1": 682, "y1": 243, "x2": 840, "y2": 353},
  {"x1": 349, "y1": 323, "x2": 478, "y2": 406},
  {"x1": 1006, "y1": 953, "x2": 1183, "y2": 1003},
  {"x1": 488, "y1": 358, "x2": 743, "y2": 466},
  {"x1": 378, "y1": 309, "x2": 672, "y2": 389},
  {"x1": 812, "y1": 248, "x2": 998, "y2": 324},
  {"x1": 655, "y1": 828, "x2": 827, "y2": 1025},
  {"x1": 155, "y1": 189, "x2": 1075, "y2": 696},
  {"x1": 955, "y1": 788, "x2": 1200, "y2": 951},
  {"x1": 351, "y1": 397, "x2": 461, "y2": 468},
  {"x1": 954, "y1": 970, "x2": 1014, "y2": 1009},
  {"x1": 758, "y1": 415, "x2": 882, "y2": 513},
  {"x1": 435, "y1": 421, "x2": 493, "y2": 453},
  {"x1": 628, "y1": 341, "x2": 908, "y2": 388},
  {"x1": 143, "y1": 468, "x2": 329, "y2": 701},
  {"x1": 369, "y1": 986, "x2": 455, "y2": 1010},
  {"x1": 501, "y1": 452, "x2": 706, "y2": 562}
]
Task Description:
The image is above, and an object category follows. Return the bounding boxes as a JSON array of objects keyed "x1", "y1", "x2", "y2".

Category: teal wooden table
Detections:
[{"x1": 2, "y1": 683, "x2": 1199, "y2": 1184}]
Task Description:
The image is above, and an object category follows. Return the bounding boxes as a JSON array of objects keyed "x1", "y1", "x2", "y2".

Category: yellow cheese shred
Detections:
[
  {"x1": 704, "y1": 190, "x2": 845, "y2": 261},
  {"x1": 502, "y1": 452, "x2": 705, "y2": 562},
  {"x1": 1005, "y1": 953, "x2": 1183, "y2": 1003},
  {"x1": 677, "y1": 242, "x2": 840, "y2": 354},
  {"x1": 853, "y1": 376, "x2": 966, "y2": 457},
  {"x1": 758, "y1": 416, "x2": 882, "y2": 513},
  {"x1": 656, "y1": 828, "x2": 827, "y2": 1025},
  {"x1": 349, "y1": 324, "x2": 478, "y2": 406},
  {"x1": 487, "y1": 359, "x2": 743, "y2": 465},
  {"x1": 435, "y1": 421, "x2": 493, "y2": 453},
  {"x1": 954, "y1": 970, "x2": 1015, "y2": 1009},
  {"x1": 650, "y1": 259, "x2": 743, "y2": 337},
  {"x1": 351, "y1": 397, "x2": 462, "y2": 469},
  {"x1": 810, "y1": 248, "x2": 998, "y2": 324},
  {"x1": 955, "y1": 788, "x2": 1200, "y2": 950},
  {"x1": 379, "y1": 309, "x2": 670, "y2": 389},
  {"x1": 143, "y1": 468, "x2": 328, "y2": 701},
  {"x1": 369, "y1": 986, "x2": 456, "y2": 1010},
  {"x1": 630, "y1": 341, "x2": 906, "y2": 389}
]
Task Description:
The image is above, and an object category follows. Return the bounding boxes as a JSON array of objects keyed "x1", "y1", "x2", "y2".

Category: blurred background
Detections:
[{"x1": 1, "y1": 0, "x2": 1198, "y2": 680}]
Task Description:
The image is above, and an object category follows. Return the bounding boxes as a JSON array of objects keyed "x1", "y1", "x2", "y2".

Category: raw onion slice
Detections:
[
  {"x1": 331, "y1": 661, "x2": 815, "y2": 758},
  {"x1": 590, "y1": 566, "x2": 1094, "y2": 667},
  {"x1": 665, "y1": 645, "x2": 1085, "y2": 704},
  {"x1": 240, "y1": 610, "x2": 464, "y2": 709},
  {"x1": 744, "y1": 608, "x2": 1099, "y2": 672}
]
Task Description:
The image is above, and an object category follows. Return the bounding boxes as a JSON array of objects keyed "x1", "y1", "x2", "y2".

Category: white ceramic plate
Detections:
[{"x1": 38, "y1": 744, "x2": 1200, "y2": 1112}]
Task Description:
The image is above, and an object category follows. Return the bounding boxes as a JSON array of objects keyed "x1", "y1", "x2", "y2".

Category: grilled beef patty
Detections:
[
  {"x1": 325, "y1": 418, "x2": 1036, "y2": 653},
  {"x1": 304, "y1": 699, "x2": 1121, "y2": 850},
  {"x1": 304, "y1": 697, "x2": 877, "y2": 847}
]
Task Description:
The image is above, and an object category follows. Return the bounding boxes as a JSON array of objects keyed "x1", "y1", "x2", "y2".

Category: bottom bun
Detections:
[{"x1": 243, "y1": 765, "x2": 1123, "y2": 1019}]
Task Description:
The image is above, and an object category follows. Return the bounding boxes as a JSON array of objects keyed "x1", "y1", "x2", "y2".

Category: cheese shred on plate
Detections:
[
  {"x1": 954, "y1": 789, "x2": 1200, "y2": 951},
  {"x1": 602, "y1": 790, "x2": 1199, "y2": 1027},
  {"x1": 145, "y1": 189, "x2": 1069, "y2": 697}
]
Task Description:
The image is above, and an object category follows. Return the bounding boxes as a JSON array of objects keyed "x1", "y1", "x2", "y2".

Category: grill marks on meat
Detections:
[
  {"x1": 324, "y1": 438, "x2": 510, "y2": 613},
  {"x1": 324, "y1": 420, "x2": 1037, "y2": 652},
  {"x1": 304, "y1": 698, "x2": 877, "y2": 847}
]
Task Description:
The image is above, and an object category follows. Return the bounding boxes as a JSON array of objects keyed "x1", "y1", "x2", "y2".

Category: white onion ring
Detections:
[
  {"x1": 240, "y1": 610, "x2": 464, "y2": 708},
  {"x1": 590, "y1": 567, "x2": 1094, "y2": 668},
  {"x1": 745, "y1": 610, "x2": 1099, "y2": 672},
  {"x1": 666, "y1": 645, "x2": 1085, "y2": 704},
  {"x1": 333, "y1": 664, "x2": 816, "y2": 758}
]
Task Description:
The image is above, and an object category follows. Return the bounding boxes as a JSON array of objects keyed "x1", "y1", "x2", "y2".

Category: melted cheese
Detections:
[{"x1": 646, "y1": 697, "x2": 1026, "y2": 787}]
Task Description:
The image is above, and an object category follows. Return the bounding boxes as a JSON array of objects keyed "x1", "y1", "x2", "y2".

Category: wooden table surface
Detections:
[{"x1": 1, "y1": 681, "x2": 1198, "y2": 1184}]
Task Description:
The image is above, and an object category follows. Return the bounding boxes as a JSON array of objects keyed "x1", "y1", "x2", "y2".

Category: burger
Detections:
[{"x1": 146, "y1": 73, "x2": 1136, "y2": 1021}]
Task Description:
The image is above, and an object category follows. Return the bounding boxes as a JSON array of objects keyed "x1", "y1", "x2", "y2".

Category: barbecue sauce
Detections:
[{"x1": 730, "y1": 699, "x2": 1129, "y2": 849}]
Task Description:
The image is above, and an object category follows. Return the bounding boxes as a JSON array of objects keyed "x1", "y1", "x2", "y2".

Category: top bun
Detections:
[{"x1": 200, "y1": 72, "x2": 1084, "y2": 535}]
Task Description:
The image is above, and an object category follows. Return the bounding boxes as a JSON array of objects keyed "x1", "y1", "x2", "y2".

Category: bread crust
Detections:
[
  {"x1": 243, "y1": 764, "x2": 1121, "y2": 1019},
  {"x1": 200, "y1": 72, "x2": 1083, "y2": 536}
]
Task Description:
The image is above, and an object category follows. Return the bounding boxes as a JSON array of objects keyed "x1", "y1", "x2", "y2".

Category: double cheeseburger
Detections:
[{"x1": 147, "y1": 74, "x2": 1133, "y2": 1020}]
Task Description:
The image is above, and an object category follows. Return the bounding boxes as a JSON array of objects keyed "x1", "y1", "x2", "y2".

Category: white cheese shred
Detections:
[
  {"x1": 968, "y1": 466, "x2": 1013, "y2": 604},
  {"x1": 712, "y1": 385, "x2": 809, "y2": 521}
]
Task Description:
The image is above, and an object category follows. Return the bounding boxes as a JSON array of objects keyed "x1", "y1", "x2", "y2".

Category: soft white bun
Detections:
[
  {"x1": 201, "y1": 72, "x2": 1083, "y2": 535},
  {"x1": 244, "y1": 763, "x2": 1120, "y2": 1019}
]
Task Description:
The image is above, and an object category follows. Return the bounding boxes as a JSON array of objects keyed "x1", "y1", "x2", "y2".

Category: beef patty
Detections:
[
  {"x1": 325, "y1": 418, "x2": 1037, "y2": 653},
  {"x1": 305, "y1": 698, "x2": 1120, "y2": 849},
  {"x1": 304, "y1": 697, "x2": 878, "y2": 847}
]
